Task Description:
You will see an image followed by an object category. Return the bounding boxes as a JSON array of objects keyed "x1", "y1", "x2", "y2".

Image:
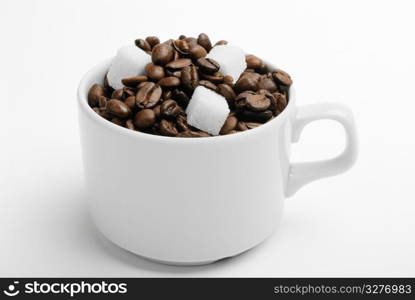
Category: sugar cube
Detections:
[
  {"x1": 186, "y1": 86, "x2": 230, "y2": 135},
  {"x1": 107, "y1": 45, "x2": 151, "y2": 90},
  {"x1": 206, "y1": 45, "x2": 246, "y2": 83}
]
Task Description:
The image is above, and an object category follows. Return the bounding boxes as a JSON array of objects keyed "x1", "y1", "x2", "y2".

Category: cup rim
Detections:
[{"x1": 78, "y1": 58, "x2": 295, "y2": 143}]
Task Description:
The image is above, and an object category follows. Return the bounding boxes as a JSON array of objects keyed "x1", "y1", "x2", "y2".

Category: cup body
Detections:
[{"x1": 78, "y1": 59, "x2": 296, "y2": 264}]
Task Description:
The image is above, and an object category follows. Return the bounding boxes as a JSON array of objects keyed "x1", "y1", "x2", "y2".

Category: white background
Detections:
[{"x1": 1, "y1": 0, "x2": 415, "y2": 277}]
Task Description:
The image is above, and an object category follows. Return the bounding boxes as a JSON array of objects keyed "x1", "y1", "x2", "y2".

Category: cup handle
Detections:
[{"x1": 286, "y1": 103, "x2": 358, "y2": 197}]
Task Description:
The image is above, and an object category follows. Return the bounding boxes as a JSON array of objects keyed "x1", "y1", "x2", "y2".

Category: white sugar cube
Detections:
[
  {"x1": 206, "y1": 44, "x2": 246, "y2": 83},
  {"x1": 186, "y1": 86, "x2": 230, "y2": 135},
  {"x1": 107, "y1": 45, "x2": 151, "y2": 90}
]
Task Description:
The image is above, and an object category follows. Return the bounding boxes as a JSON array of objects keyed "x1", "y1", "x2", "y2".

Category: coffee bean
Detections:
[
  {"x1": 125, "y1": 119, "x2": 135, "y2": 130},
  {"x1": 257, "y1": 74, "x2": 277, "y2": 92},
  {"x1": 145, "y1": 63, "x2": 165, "y2": 81},
  {"x1": 196, "y1": 57, "x2": 220, "y2": 74},
  {"x1": 107, "y1": 99, "x2": 132, "y2": 118},
  {"x1": 184, "y1": 37, "x2": 198, "y2": 47},
  {"x1": 92, "y1": 107, "x2": 100, "y2": 114},
  {"x1": 238, "y1": 110, "x2": 273, "y2": 123},
  {"x1": 153, "y1": 104, "x2": 161, "y2": 118},
  {"x1": 181, "y1": 65, "x2": 199, "y2": 90},
  {"x1": 159, "y1": 119, "x2": 178, "y2": 136},
  {"x1": 162, "y1": 90, "x2": 172, "y2": 100},
  {"x1": 197, "y1": 33, "x2": 212, "y2": 52},
  {"x1": 214, "y1": 40, "x2": 228, "y2": 46},
  {"x1": 272, "y1": 68, "x2": 293, "y2": 86},
  {"x1": 135, "y1": 82, "x2": 162, "y2": 108},
  {"x1": 145, "y1": 36, "x2": 160, "y2": 48},
  {"x1": 198, "y1": 80, "x2": 217, "y2": 91},
  {"x1": 234, "y1": 72, "x2": 260, "y2": 92},
  {"x1": 163, "y1": 39, "x2": 174, "y2": 46},
  {"x1": 172, "y1": 88, "x2": 190, "y2": 107},
  {"x1": 111, "y1": 118, "x2": 125, "y2": 126},
  {"x1": 245, "y1": 94, "x2": 271, "y2": 111},
  {"x1": 245, "y1": 55, "x2": 263, "y2": 69},
  {"x1": 176, "y1": 130, "x2": 210, "y2": 137},
  {"x1": 271, "y1": 92, "x2": 287, "y2": 115},
  {"x1": 217, "y1": 84, "x2": 236, "y2": 103},
  {"x1": 135, "y1": 39, "x2": 151, "y2": 52},
  {"x1": 151, "y1": 43, "x2": 175, "y2": 66},
  {"x1": 176, "y1": 115, "x2": 189, "y2": 132},
  {"x1": 133, "y1": 109, "x2": 156, "y2": 128},
  {"x1": 189, "y1": 45, "x2": 207, "y2": 60},
  {"x1": 201, "y1": 72, "x2": 224, "y2": 84},
  {"x1": 158, "y1": 76, "x2": 181, "y2": 88},
  {"x1": 123, "y1": 87, "x2": 136, "y2": 97},
  {"x1": 121, "y1": 75, "x2": 148, "y2": 87},
  {"x1": 165, "y1": 58, "x2": 192, "y2": 70},
  {"x1": 223, "y1": 75, "x2": 234, "y2": 87},
  {"x1": 160, "y1": 99, "x2": 182, "y2": 119},
  {"x1": 220, "y1": 115, "x2": 238, "y2": 134},
  {"x1": 88, "y1": 84, "x2": 105, "y2": 107},
  {"x1": 111, "y1": 88, "x2": 125, "y2": 100},
  {"x1": 178, "y1": 35, "x2": 186, "y2": 40},
  {"x1": 173, "y1": 39, "x2": 190, "y2": 55},
  {"x1": 98, "y1": 107, "x2": 112, "y2": 119},
  {"x1": 124, "y1": 96, "x2": 136, "y2": 110},
  {"x1": 98, "y1": 96, "x2": 107, "y2": 108}
]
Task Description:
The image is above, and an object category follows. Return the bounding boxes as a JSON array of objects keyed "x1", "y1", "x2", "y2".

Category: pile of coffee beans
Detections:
[{"x1": 87, "y1": 33, "x2": 292, "y2": 137}]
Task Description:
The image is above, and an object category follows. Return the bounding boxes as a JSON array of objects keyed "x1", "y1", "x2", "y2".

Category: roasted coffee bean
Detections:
[
  {"x1": 223, "y1": 75, "x2": 234, "y2": 87},
  {"x1": 214, "y1": 40, "x2": 228, "y2": 46},
  {"x1": 111, "y1": 118, "x2": 125, "y2": 126},
  {"x1": 245, "y1": 55, "x2": 263, "y2": 69},
  {"x1": 176, "y1": 130, "x2": 210, "y2": 137},
  {"x1": 245, "y1": 93, "x2": 271, "y2": 111},
  {"x1": 257, "y1": 74, "x2": 277, "y2": 92},
  {"x1": 145, "y1": 36, "x2": 160, "y2": 48},
  {"x1": 135, "y1": 39, "x2": 151, "y2": 52},
  {"x1": 173, "y1": 49, "x2": 180, "y2": 60},
  {"x1": 234, "y1": 72, "x2": 260, "y2": 92},
  {"x1": 167, "y1": 70, "x2": 181, "y2": 78},
  {"x1": 161, "y1": 99, "x2": 182, "y2": 119},
  {"x1": 271, "y1": 92, "x2": 287, "y2": 115},
  {"x1": 189, "y1": 45, "x2": 207, "y2": 60},
  {"x1": 238, "y1": 121, "x2": 261, "y2": 130},
  {"x1": 111, "y1": 88, "x2": 125, "y2": 100},
  {"x1": 125, "y1": 119, "x2": 135, "y2": 130},
  {"x1": 88, "y1": 84, "x2": 105, "y2": 106},
  {"x1": 159, "y1": 119, "x2": 178, "y2": 136},
  {"x1": 103, "y1": 75, "x2": 112, "y2": 91},
  {"x1": 220, "y1": 115, "x2": 238, "y2": 134},
  {"x1": 98, "y1": 96, "x2": 107, "y2": 108},
  {"x1": 135, "y1": 82, "x2": 162, "y2": 108},
  {"x1": 163, "y1": 39, "x2": 174, "y2": 46},
  {"x1": 172, "y1": 88, "x2": 190, "y2": 107},
  {"x1": 181, "y1": 65, "x2": 199, "y2": 90},
  {"x1": 134, "y1": 109, "x2": 156, "y2": 128},
  {"x1": 217, "y1": 84, "x2": 236, "y2": 103},
  {"x1": 198, "y1": 80, "x2": 217, "y2": 91},
  {"x1": 238, "y1": 110, "x2": 273, "y2": 123},
  {"x1": 158, "y1": 76, "x2": 181, "y2": 88},
  {"x1": 145, "y1": 63, "x2": 165, "y2": 81},
  {"x1": 165, "y1": 58, "x2": 192, "y2": 70},
  {"x1": 121, "y1": 75, "x2": 148, "y2": 87},
  {"x1": 153, "y1": 104, "x2": 161, "y2": 118},
  {"x1": 173, "y1": 39, "x2": 190, "y2": 55},
  {"x1": 196, "y1": 57, "x2": 220, "y2": 74},
  {"x1": 162, "y1": 90, "x2": 172, "y2": 100},
  {"x1": 184, "y1": 37, "x2": 198, "y2": 47},
  {"x1": 201, "y1": 72, "x2": 224, "y2": 84},
  {"x1": 272, "y1": 68, "x2": 293, "y2": 86},
  {"x1": 179, "y1": 34, "x2": 186, "y2": 40},
  {"x1": 257, "y1": 63, "x2": 268, "y2": 74},
  {"x1": 98, "y1": 107, "x2": 112, "y2": 119},
  {"x1": 151, "y1": 43, "x2": 175, "y2": 66},
  {"x1": 197, "y1": 33, "x2": 212, "y2": 52},
  {"x1": 124, "y1": 96, "x2": 136, "y2": 110},
  {"x1": 107, "y1": 99, "x2": 131, "y2": 118},
  {"x1": 176, "y1": 115, "x2": 189, "y2": 132},
  {"x1": 123, "y1": 87, "x2": 136, "y2": 97}
]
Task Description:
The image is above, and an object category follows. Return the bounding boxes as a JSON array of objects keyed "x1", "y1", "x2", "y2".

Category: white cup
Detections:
[{"x1": 78, "y1": 59, "x2": 358, "y2": 265}]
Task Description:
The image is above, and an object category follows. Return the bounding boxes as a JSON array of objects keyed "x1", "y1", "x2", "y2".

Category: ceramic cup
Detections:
[{"x1": 78, "y1": 59, "x2": 358, "y2": 265}]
